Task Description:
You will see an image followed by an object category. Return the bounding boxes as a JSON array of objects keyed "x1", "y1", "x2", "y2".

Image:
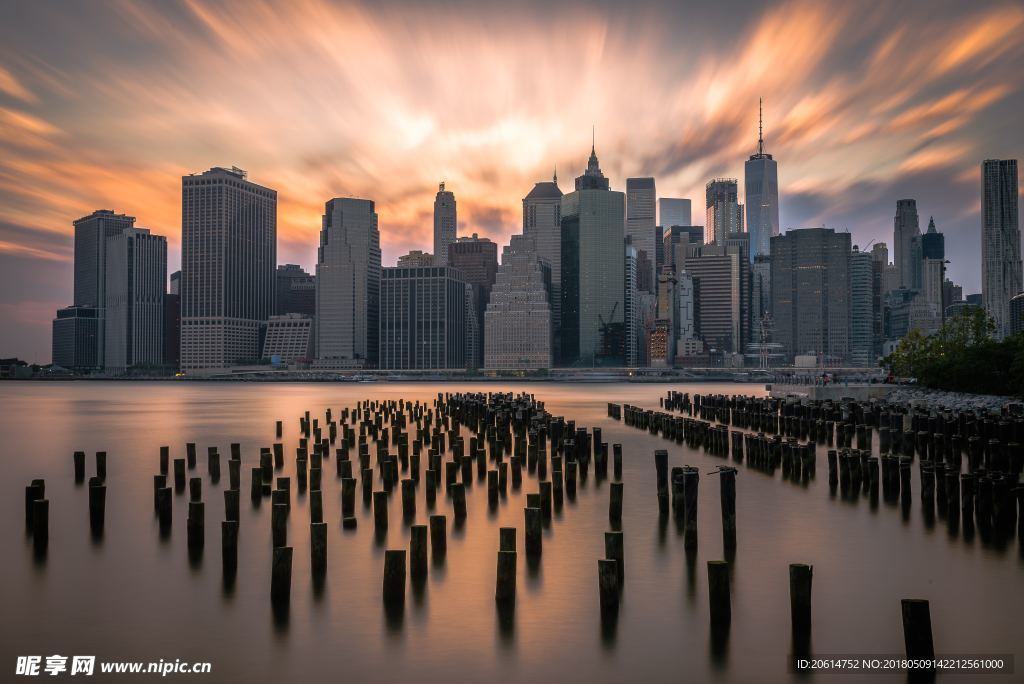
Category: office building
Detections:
[
  {"x1": 560, "y1": 143, "x2": 626, "y2": 366},
  {"x1": 663, "y1": 226, "x2": 704, "y2": 271},
  {"x1": 51, "y1": 306, "x2": 100, "y2": 371},
  {"x1": 683, "y1": 242, "x2": 749, "y2": 355},
  {"x1": 649, "y1": 267, "x2": 677, "y2": 366},
  {"x1": 981, "y1": 159, "x2": 1021, "y2": 337},
  {"x1": 448, "y1": 234, "x2": 498, "y2": 368},
  {"x1": 770, "y1": 228, "x2": 851, "y2": 365},
  {"x1": 104, "y1": 227, "x2": 167, "y2": 373},
  {"x1": 744, "y1": 101, "x2": 780, "y2": 260},
  {"x1": 398, "y1": 250, "x2": 435, "y2": 268},
  {"x1": 262, "y1": 313, "x2": 313, "y2": 364},
  {"x1": 626, "y1": 177, "x2": 657, "y2": 290},
  {"x1": 180, "y1": 167, "x2": 277, "y2": 371},
  {"x1": 71, "y1": 209, "x2": 136, "y2": 367},
  {"x1": 919, "y1": 218, "x2": 946, "y2": 323},
  {"x1": 169, "y1": 270, "x2": 181, "y2": 296},
  {"x1": 275, "y1": 264, "x2": 316, "y2": 316},
  {"x1": 893, "y1": 199, "x2": 920, "y2": 290},
  {"x1": 164, "y1": 293, "x2": 179, "y2": 370},
  {"x1": 433, "y1": 182, "x2": 457, "y2": 265},
  {"x1": 943, "y1": 279, "x2": 963, "y2": 306},
  {"x1": 625, "y1": 244, "x2": 642, "y2": 367},
  {"x1": 1009, "y1": 292, "x2": 1024, "y2": 336},
  {"x1": 484, "y1": 235, "x2": 552, "y2": 370},
  {"x1": 524, "y1": 174, "x2": 564, "y2": 358},
  {"x1": 849, "y1": 246, "x2": 874, "y2": 367},
  {"x1": 705, "y1": 179, "x2": 743, "y2": 246},
  {"x1": 315, "y1": 198, "x2": 380, "y2": 368},
  {"x1": 378, "y1": 265, "x2": 466, "y2": 370},
  {"x1": 659, "y1": 198, "x2": 692, "y2": 230}
]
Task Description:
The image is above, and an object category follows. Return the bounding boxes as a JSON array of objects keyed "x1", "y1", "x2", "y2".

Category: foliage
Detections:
[{"x1": 882, "y1": 308, "x2": 1024, "y2": 396}]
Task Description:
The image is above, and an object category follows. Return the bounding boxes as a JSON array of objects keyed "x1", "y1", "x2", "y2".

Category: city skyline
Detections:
[{"x1": 1, "y1": 0, "x2": 1024, "y2": 361}]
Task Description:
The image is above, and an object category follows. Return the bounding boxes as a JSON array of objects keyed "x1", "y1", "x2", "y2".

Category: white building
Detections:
[
  {"x1": 433, "y1": 182, "x2": 457, "y2": 265},
  {"x1": 104, "y1": 227, "x2": 166, "y2": 373},
  {"x1": 484, "y1": 235, "x2": 552, "y2": 370},
  {"x1": 315, "y1": 197, "x2": 381, "y2": 367},
  {"x1": 180, "y1": 167, "x2": 276, "y2": 371}
]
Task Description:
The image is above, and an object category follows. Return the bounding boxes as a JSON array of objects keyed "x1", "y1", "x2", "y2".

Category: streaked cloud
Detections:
[{"x1": 0, "y1": 0, "x2": 1021, "y2": 361}]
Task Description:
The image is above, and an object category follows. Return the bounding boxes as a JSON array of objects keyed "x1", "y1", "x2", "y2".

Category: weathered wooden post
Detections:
[
  {"x1": 373, "y1": 491, "x2": 388, "y2": 532},
  {"x1": 429, "y1": 514, "x2": 447, "y2": 558},
  {"x1": 272, "y1": 503, "x2": 288, "y2": 547},
  {"x1": 901, "y1": 599, "x2": 935, "y2": 671},
  {"x1": 189, "y1": 477, "x2": 202, "y2": 502},
  {"x1": 157, "y1": 487, "x2": 172, "y2": 529},
  {"x1": 410, "y1": 524, "x2": 428, "y2": 578},
  {"x1": 174, "y1": 458, "x2": 186, "y2": 492},
  {"x1": 609, "y1": 481, "x2": 623, "y2": 522},
  {"x1": 221, "y1": 520, "x2": 238, "y2": 574},
  {"x1": 539, "y1": 481, "x2": 552, "y2": 520},
  {"x1": 452, "y1": 483, "x2": 467, "y2": 519},
  {"x1": 187, "y1": 501, "x2": 205, "y2": 552},
  {"x1": 32, "y1": 499, "x2": 48, "y2": 552},
  {"x1": 605, "y1": 531, "x2": 624, "y2": 586},
  {"x1": 707, "y1": 560, "x2": 731, "y2": 627},
  {"x1": 719, "y1": 467, "x2": 737, "y2": 551},
  {"x1": 224, "y1": 488, "x2": 239, "y2": 522},
  {"x1": 89, "y1": 477, "x2": 106, "y2": 534},
  {"x1": 383, "y1": 549, "x2": 406, "y2": 605},
  {"x1": 525, "y1": 506, "x2": 542, "y2": 556},
  {"x1": 186, "y1": 443, "x2": 196, "y2": 469},
  {"x1": 401, "y1": 478, "x2": 415, "y2": 519},
  {"x1": 496, "y1": 550, "x2": 517, "y2": 603},
  {"x1": 789, "y1": 564, "x2": 812, "y2": 637},
  {"x1": 25, "y1": 480, "x2": 44, "y2": 528},
  {"x1": 598, "y1": 559, "x2": 619, "y2": 615},
  {"x1": 229, "y1": 459, "x2": 240, "y2": 491},
  {"x1": 655, "y1": 449, "x2": 669, "y2": 514},
  {"x1": 96, "y1": 451, "x2": 107, "y2": 480},
  {"x1": 271, "y1": 546, "x2": 293, "y2": 604},
  {"x1": 613, "y1": 443, "x2": 622, "y2": 480},
  {"x1": 311, "y1": 521, "x2": 327, "y2": 576},
  {"x1": 683, "y1": 466, "x2": 699, "y2": 549}
]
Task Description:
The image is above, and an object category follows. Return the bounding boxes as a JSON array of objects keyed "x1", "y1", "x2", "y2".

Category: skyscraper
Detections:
[
  {"x1": 523, "y1": 174, "x2": 563, "y2": 359},
  {"x1": 52, "y1": 306, "x2": 100, "y2": 371},
  {"x1": 625, "y1": 244, "x2": 641, "y2": 367},
  {"x1": 180, "y1": 167, "x2": 277, "y2": 371},
  {"x1": 684, "y1": 242, "x2": 749, "y2": 355},
  {"x1": 433, "y1": 182, "x2": 457, "y2": 266},
  {"x1": 560, "y1": 142, "x2": 625, "y2": 366},
  {"x1": 658, "y1": 198, "x2": 692, "y2": 229},
  {"x1": 104, "y1": 227, "x2": 167, "y2": 373},
  {"x1": 705, "y1": 179, "x2": 743, "y2": 246},
  {"x1": 770, "y1": 228, "x2": 851, "y2": 364},
  {"x1": 893, "y1": 199, "x2": 920, "y2": 290},
  {"x1": 275, "y1": 264, "x2": 316, "y2": 316},
  {"x1": 315, "y1": 197, "x2": 381, "y2": 367},
  {"x1": 448, "y1": 234, "x2": 498, "y2": 369},
  {"x1": 626, "y1": 177, "x2": 657, "y2": 291},
  {"x1": 920, "y1": 218, "x2": 946, "y2": 324},
  {"x1": 72, "y1": 209, "x2": 136, "y2": 367},
  {"x1": 849, "y1": 246, "x2": 874, "y2": 367},
  {"x1": 484, "y1": 235, "x2": 552, "y2": 370},
  {"x1": 744, "y1": 100, "x2": 779, "y2": 260},
  {"x1": 981, "y1": 159, "x2": 1021, "y2": 338},
  {"x1": 378, "y1": 265, "x2": 466, "y2": 370}
]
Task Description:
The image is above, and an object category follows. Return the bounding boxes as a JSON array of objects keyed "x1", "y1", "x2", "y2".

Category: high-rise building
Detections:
[
  {"x1": 942, "y1": 279, "x2": 963, "y2": 306},
  {"x1": 104, "y1": 227, "x2": 167, "y2": 373},
  {"x1": 649, "y1": 267, "x2": 677, "y2": 366},
  {"x1": 683, "y1": 241, "x2": 749, "y2": 355},
  {"x1": 275, "y1": 264, "x2": 316, "y2": 316},
  {"x1": 397, "y1": 250, "x2": 435, "y2": 268},
  {"x1": 164, "y1": 292, "x2": 179, "y2": 370},
  {"x1": 1009, "y1": 292, "x2": 1024, "y2": 336},
  {"x1": 52, "y1": 306, "x2": 100, "y2": 371},
  {"x1": 770, "y1": 228, "x2": 851, "y2": 365},
  {"x1": 523, "y1": 174, "x2": 563, "y2": 359},
  {"x1": 705, "y1": 179, "x2": 743, "y2": 246},
  {"x1": 626, "y1": 177, "x2": 657, "y2": 291},
  {"x1": 920, "y1": 217, "x2": 946, "y2": 323},
  {"x1": 448, "y1": 234, "x2": 498, "y2": 369},
  {"x1": 180, "y1": 167, "x2": 277, "y2": 371},
  {"x1": 433, "y1": 182, "x2": 457, "y2": 266},
  {"x1": 750, "y1": 255, "x2": 771, "y2": 343},
  {"x1": 659, "y1": 198, "x2": 692, "y2": 230},
  {"x1": 560, "y1": 143, "x2": 625, "y2": 366},
  {"x1": 378, "y1": 265, "x2": 466, "y2": 370},
  {"x1": 744, "y1": 101, "x2": 779, "y2": 260},
  {"x1": 71, "y1": 209, "x2": 136, "y2": 367},
  {"x1": 484, "y1": 235, "x2": 552, "y2": 370},
  {"x1": 262, "y1": 313, "x2": 314, "y2": 364},
  {"x1": 981, "y1": 159, "x2": 1021, "y2": 338},
  {"x1": 315, "y1": 197, "x2": 381, "y2": 368},
  {"x1": 169, "y1": 270, "x2": 181, "y2": 296},
  {"x1": 893, "y1": 199, "x2": 920, "y2": 290},
  {"x1": 625, "y1": 244, "x2": 642, "y2": 367},
  {"x1": 849, "y1": 246, "x2": 874, "y2": 367}
]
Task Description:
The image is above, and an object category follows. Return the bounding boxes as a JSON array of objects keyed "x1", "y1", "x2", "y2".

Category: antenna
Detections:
[{"x1": 757, "y1": 97, "x2": 765, "y2": 156}]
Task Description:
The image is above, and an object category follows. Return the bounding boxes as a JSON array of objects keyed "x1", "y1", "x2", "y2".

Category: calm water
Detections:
[{"x1": 2, "y1": 382, "x2": 1021, "y2": 684}]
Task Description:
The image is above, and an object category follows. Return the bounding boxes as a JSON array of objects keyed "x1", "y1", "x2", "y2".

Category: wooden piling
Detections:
[
  {"x1": 272, "y1": 503, "x2": 288, "y2": 547},
  {"x1": 789, "y1": 564, "x2": 812, "y2": 636},
  {"x1": 74, "y1": 451, "x2": 86, "y2": 482},
  {"x1": 598, "y1": 559, "x2": 619, "y2": 615},
  {"x1": 271, "y1": 546, "x2": 293, "y2": 604},
  {"x1": 605, "y1": 531, "x2": 624, "y2": 586},
  {"x1": 525, "y1": 507, "x2": 542, "y2": 556},
  {"x1": 495, "y1": 550, "x2": 517, "y2": 603},
  {"x1": 609, "y1": 481, "x2": 623, "y2": 522},
  {"x1": 410, "y1": 524, "x2": 428, "y2": 578},
  {"x1": 901, "y1": 599, "x2": 935, "y2": 666},
  {"x1": 383, "y1": 549, "x2": 406, "y2": 604},
  {"x1": 707, "y1": 560, "x2": 731, "y2": 627},
  {"x1": 221, "y1": 520, "x2": 238, "y2": 572},
  {"x1": 720, "y1": 467, "x2": 737, "y2": 550},
  {"x1": 224, "y1": 489, "x2": 239, "y2": 522},
  {"x1": 89, "y1": 477, "x2": 106, "y2": 533},
  {"x1": 311, "y1": 521, "x2": 327, "y2": 576},
  {"x1": 429, "y1": 514, "x2": 447, "y2": 557}
]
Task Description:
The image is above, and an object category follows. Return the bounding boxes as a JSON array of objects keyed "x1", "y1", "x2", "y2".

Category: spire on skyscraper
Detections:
[
  {"x1": 927, "y1": 216, "x2": 936, "y2": 233},
  {"x1": 757, "y1": 97, "x2": 765, "y2": 156}
]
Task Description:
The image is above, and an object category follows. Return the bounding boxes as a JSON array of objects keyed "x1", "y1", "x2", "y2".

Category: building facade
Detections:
[
  {"x1": 52, "y1": 306, "x2": 100, "y2": 371},
  {"x1": 275, "y1": 264, "x2": 316, "y2": 316},
  {"x1": 893, "y1": 199, "x2": 920, "y2": 290},
  {"x1": 560, "y1": 144, "x2": 626, "y2": 366},
  {"x1": 849, "y1": 246, "x2": 874, "y2": 367},
  {"x1": 626, "y1": 177, "x2": 657, "y2": 291},
  {"x1": 180, "y1": 167, "x2": 277, "y2": 371},
  {"x1": 658, "y1": 198, "x2": 691, "y2": 230},
  {"x1": 484, "y1": 235, "x2": 552, "y2": 370},
  {"x1": 684, "y1": 243, "x2": 748, "y2": 355},
  {"x1": 770, "y1": 228, "x2": 851, "y2": 365},
  {"x1": 315, "y1": 197, "x2": 381, "y2": 367},
  {"x1": 433, "y1": 182, "x2": 457, "y2": 265},
  {"x1": 744, "y1": 105, "x2": 779, "y2": 260},
  {"x1": 981, "y1": 159, "x2": 1021, "y2": 338},
  {"x1": 104, "y1": 227, "x2": 167, "y2": 373},
  {"x1": 378, "y1": 266, "x2": 466, "y2": 370},
  {"x1": 705, "y1": 179, "x2": 743, "y2": 246},
  {"x1": 523, "y1": 175, "x2": 563, "y2": 361},
  {"x1": 262, "y1": 313, "x2": 313, "y2": 364},
  {"x1": 448, "y1": 234, "x2": 498, "y2": 368}
]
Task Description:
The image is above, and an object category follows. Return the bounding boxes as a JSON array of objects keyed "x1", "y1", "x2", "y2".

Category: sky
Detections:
[{"x1": 1, "y1": 0, "x2": 1022, "y2": 363}]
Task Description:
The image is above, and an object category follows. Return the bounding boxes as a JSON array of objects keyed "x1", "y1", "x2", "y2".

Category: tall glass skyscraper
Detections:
[
  {"x1": 658, "y1": 198, "x2": 691, "y2": 229},
  {"x1": 626, "y1": 177, "x2": 657, "y2": 291},
  {"x1": 893, "y1": 199, "x2": 920, "y2": 290},
  {"x1": 104, "y1": 227, "x2": 167, "y2": 372},
  {"x1": 523, "y1": 173, "x2": 563, "y2": 361},
  {"x1": 180, "y1": 167, "x2": 277, "y2": 371},
  {"x1": 705, "y1": 179, "x2": 743, "y2": 246},
  {"x1": 560, "y1": 143, "x2": 625, "y2": 366},
  {"x1": 433, "y1": 182, "x2": 457, "y2": 265},
  {"x1": 315, "y1": 197, "x2": 381, "y2": 367},
  {"x1": 981, "y1": 159, "x2": 1021, "y2": 338},
  {"x1": 744, "y1": 102, "x2": 779, "y2": 261}
]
